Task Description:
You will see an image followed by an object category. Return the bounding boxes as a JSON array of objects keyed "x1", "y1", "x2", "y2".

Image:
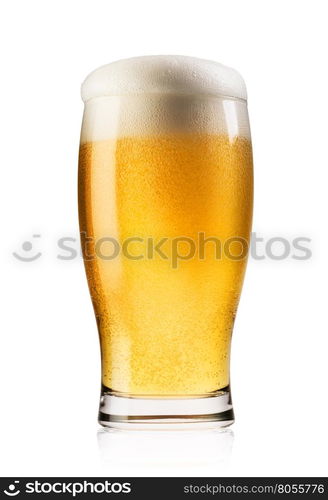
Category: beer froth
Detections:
[
  {"x1": 80, "y1": 56, "x2": 250, "y2": 142},
  {"x1": 81, "y1": 55, "x2": 247, "y2": 101}
]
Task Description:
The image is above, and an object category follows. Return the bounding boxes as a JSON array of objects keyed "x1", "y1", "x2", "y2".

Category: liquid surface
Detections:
[{"x1": 79, "y1": 134, "x2": 253, "y2": 395}]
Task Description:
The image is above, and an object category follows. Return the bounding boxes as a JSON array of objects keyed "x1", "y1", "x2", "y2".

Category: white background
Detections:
[{"x1": 0, "y1": 0, "x2": 327, "y2": 477}]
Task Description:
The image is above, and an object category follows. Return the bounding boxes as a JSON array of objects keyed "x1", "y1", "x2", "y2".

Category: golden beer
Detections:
[{"x1": 79, "y1": 56, "x2": 253, "y2": 427}]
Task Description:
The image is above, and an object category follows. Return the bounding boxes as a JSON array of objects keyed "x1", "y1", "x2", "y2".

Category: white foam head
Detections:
[
  {"x1": 80, "y1": 56, "x2": 250, "y2": 142},
  {"x1": 81, "y1": 55, "x2": 247, "y2": 102}
]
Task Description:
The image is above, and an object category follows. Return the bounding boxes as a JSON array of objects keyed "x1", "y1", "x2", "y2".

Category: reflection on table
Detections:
[{"x1": 97, "y1": 427, "x2": 234, "y2": 476}]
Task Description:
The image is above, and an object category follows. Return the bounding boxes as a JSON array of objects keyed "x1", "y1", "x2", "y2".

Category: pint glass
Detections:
[{"x1": 78, "y1": 56, "x2": 253, "y2": 427}]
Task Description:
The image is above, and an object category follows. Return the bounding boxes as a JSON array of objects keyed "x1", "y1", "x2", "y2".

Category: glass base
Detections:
[{"x1": 98, "y1": 386, "x2": 234, "y2": 429}]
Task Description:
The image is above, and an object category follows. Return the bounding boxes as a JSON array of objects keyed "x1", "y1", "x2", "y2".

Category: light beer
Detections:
[{"x1": 79, "y1": 56, "x2": 253, "y2": 426}]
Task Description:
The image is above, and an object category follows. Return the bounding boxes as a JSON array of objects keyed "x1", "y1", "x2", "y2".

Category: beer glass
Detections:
[{"x1": 78, "y1": 56, "x2": 253, "y2": 428}]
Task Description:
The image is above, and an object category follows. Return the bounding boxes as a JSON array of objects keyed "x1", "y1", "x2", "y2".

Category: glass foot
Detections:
[{"x1": 98, "y1": 386, "x2": 234, "y2": 429}]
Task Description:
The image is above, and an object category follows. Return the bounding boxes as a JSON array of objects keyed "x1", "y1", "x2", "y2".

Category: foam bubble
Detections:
[
  {"x1": 81, "y1": 55, "x2": 247, "y2": 101},
  {"x1": 80, "y1": 56, "x2": 250, "y2": 142}
]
